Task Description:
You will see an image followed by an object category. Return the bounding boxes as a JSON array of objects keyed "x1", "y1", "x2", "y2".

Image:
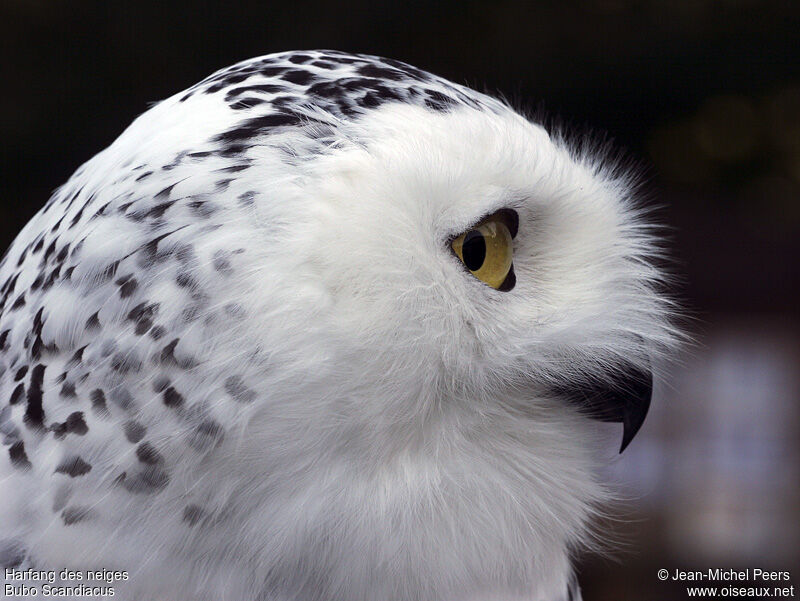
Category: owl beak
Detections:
[{"x1": 556, "y1": 364, "x2": 653, "y2": 453}]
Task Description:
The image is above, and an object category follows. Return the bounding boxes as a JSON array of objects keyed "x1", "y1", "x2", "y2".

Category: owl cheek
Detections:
[{"x1": 552, "y1": 363, "x2": 653, "y2": 454}]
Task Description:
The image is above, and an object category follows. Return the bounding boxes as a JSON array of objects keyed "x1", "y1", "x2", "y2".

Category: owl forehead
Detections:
[{"x1": 302, "y1": 102, "x2": 615, "y2": 244}]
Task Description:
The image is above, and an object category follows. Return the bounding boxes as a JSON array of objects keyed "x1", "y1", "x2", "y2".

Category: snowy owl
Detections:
[{"x1": 0, "y1": 50, "x2": 674, "y2": 601}]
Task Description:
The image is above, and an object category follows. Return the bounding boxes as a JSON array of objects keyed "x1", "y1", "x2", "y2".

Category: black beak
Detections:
[{"x1": 553, "y1": 364, "x2": 653, "y2": 453}]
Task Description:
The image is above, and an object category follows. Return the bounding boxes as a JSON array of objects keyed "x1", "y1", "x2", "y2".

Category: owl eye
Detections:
[{"x1": 451, "y1": 210, "x2": 517, "y2": 291}]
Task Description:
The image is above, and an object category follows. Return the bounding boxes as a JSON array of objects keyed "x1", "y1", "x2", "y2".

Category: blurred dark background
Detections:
[{"x1": 2, "y1": 1, "x2": 798, "y2": 599}]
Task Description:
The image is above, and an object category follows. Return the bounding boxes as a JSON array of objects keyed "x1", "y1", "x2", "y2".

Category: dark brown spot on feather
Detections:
[
  {"x1": 24, "y1": 364, "x2": 46, "y2": 430},
  {"x1": 183, "y1": 504, "x2": 204, "y2": 526},
  {"x1": 55, "y1": 455, "x2": 92, "y2": 477},
  {"x1": 124, "y1": 420, "x2": 146, "y2": 443},
  {"x1": 163, "y1": 386, "x2": 184, "y2": 408},
  {"x1": 62, "y1": 506, "x2": 91, "y2": 525},
  {"x1": 50, "y1": 412, "x2": 88, "y2": 439},
  {"x1": 136, "y1": 442, "x2": 163, "y2": 465},
  {"x1": 8, "y1": 441, "x2": 31, "y2": 469}
]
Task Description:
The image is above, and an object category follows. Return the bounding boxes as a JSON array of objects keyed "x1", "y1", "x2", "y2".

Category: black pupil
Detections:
[{"x1": 462, "y1": 230, "x2": 486, "y2": 271}]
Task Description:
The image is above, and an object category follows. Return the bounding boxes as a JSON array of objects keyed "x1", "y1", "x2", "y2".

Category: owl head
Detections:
[{"x1": 201, "y1": 62, "x2": 678, "y2": 597}]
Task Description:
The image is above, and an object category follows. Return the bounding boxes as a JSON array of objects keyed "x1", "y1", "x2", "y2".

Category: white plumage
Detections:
[{"x1": 0, "y1": 50, "x2": 675, "y2": 601}]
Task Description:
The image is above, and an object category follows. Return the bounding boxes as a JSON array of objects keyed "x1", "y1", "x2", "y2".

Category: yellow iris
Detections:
[{"x1": 451, "y1": 212, "x2": 515, "y2": 290}]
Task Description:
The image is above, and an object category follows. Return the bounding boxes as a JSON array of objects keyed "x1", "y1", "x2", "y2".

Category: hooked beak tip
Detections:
[
  {"x1": 553, "y1": 362, "x2": 654, "y2": 453},
  {"x1": 619, "y1": 388, "x2": 651, "y2": 453}
]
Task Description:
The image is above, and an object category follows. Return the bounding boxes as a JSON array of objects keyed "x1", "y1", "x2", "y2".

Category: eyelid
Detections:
[
  {"x1": 493, "y1": 208, "x2": 519, "y2": 239},
  {"x1": 449, "y1": 208, "x2": 519, "y2": 244}
]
